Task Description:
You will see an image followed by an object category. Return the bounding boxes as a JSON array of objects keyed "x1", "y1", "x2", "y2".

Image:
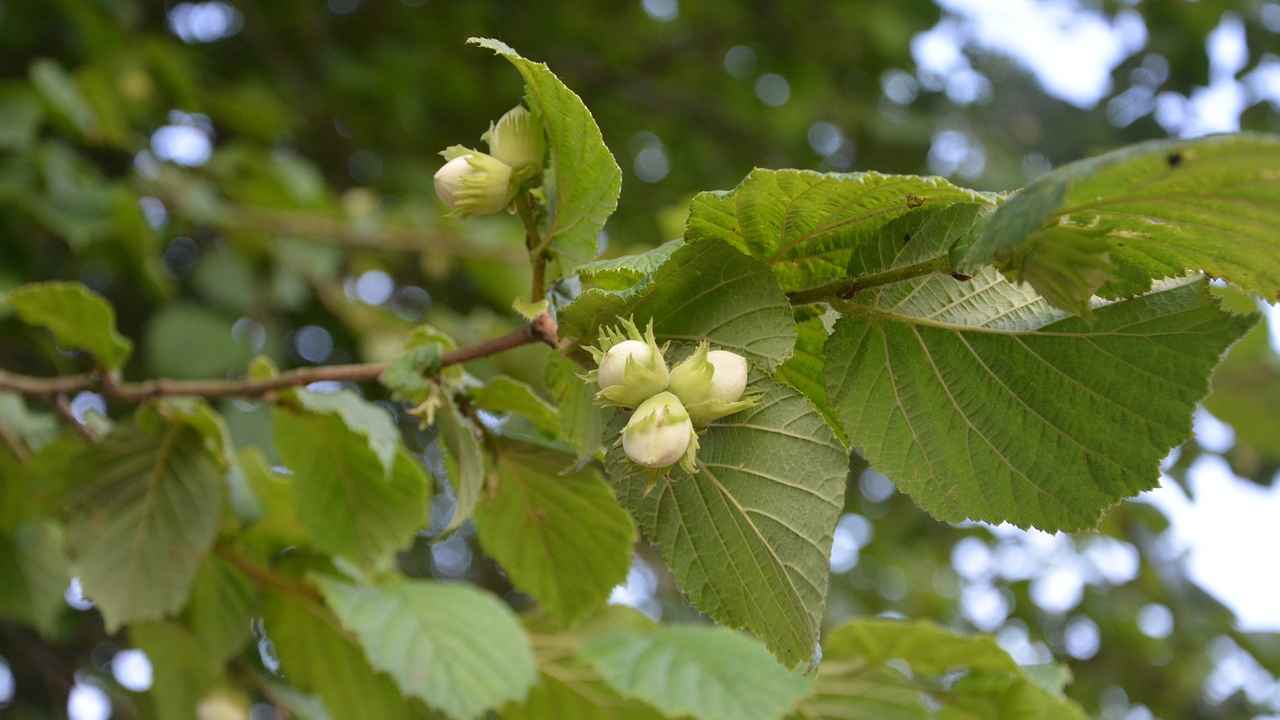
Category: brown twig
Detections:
[
  {"x1": 0, "y1": 316, "x2": 559, "y2": 403},
  {"x1": 0, "y1": 422, "x2": 32, "y2": 462},
  {"x1": 216, "y1": 546, "x2": 323, "y2": 603},
  {"x1": 54, "y1": 394, "x2": 95, "y2": 442}
]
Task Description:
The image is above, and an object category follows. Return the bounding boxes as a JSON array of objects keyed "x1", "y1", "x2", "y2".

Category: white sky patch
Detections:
[
  {"x1": 609, "y1": 557, "x2": 662, "y2": 620},
  {"x1": 1207, "y1": 13, "x2": 1248, "y2": 80},
  {"x1": 1247, "y1": 57, "x2": 1280, "y2": 108},
  {"x1": 0, "y1": 659, "x2": 13, "y2": 705},
  {"x1": 68, "y1": 682, "x2": 111, "y2": 720},
  {"x1": 1142, "y1": 457, "x2": 1280, "y2": 631},
  {"x1": 1193, "y1": 408, "x2": 1237, "y2": 454},
  {"x1": 925, "y1": 0, "x2": 1146, "y2": 108},
  {"x1": 151, "y1": 111, "x2": 214, "y2": 167},
  {"x1": 1267, "y1": 302, "x2": 1280, "y2": 354},
  {"x1": 112, "y1": 649, "x2": 153, "y2": 692},
  {"x1": 1153, "y1": 12, "x2": 1252, "y2": 138}
]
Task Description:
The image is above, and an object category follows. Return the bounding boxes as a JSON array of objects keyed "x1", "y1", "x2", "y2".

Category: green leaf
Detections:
[
  {"x1": 512, "y1": 297, "x2": 549, "y2": 321},
  {"x1": 501, "y1": 670, "x2": 664, "y2": 720},
  {"x1": 774, "y1": 316, "x2": 846, "y2": 446},
  {"x1": 963, "y1": 133, "x2": 1280, "y2": 312},
  {"x1": 802, "y1": 619, "x2": 1087, "y2": 720},
  {"x1": 1, "y1": 434, "x2": 84, "y2": 530},
  {"x1": 274, "y1": 404, "x2": 429, "y2": 567},
  {"x1": 8, "y1": 281, "x2": 133, "y2": 368},
  {"x1": 0, "y1": 522, "x2": 69, "y2": 635},
  {"x1": 0, "y1": 391, "x2": 59, "y2": 451},
  {"x1": 239, "y1": 448, "x2": 308, "y2": 545},
  {"x1": 0, "y1": 85, "x2": 44, "y2": 150},
  {"x1": 437, "y1": 394, "x2": 487, "y2": 534},
  {"x1": 157, "y1": 397, "x2": 236, "y2": 469},
  {"x1": 186, "y1": 555, "x2": 257, "y2": 665},
  {"x1": 686, "y1": 168, "x2": 991, "y2": 293},
  {"x1": 825, "y1": 272, "x2": 1255, "y2": 530},
  {"x1": 263, "y1": 592, "x2": 424, "y2": 720},
  {"x1": 545, "y1": 353, "x2": 604, "y2": 464},
  {"x1": 66, "y1": 420, "x2": 223, "y2": 631},
  {"x1": 605, "y1": 377, "x2": 847, "y2": 667},
  {"x1": 581, "y1": 625, "x2": 812, "y2": 720},
  {"x1": 1203, "y1": 311, "x2": 1280, "y2": 459},
  {"x1": 576, "y1": 239, "x2": 685, "y2": 291},
  {"x1": 129, "y1": 621, "x2": 222, "y2": 720},
  {"x1": 294, "y1": 389, "x2": 401, "y2": 471},
  {"x1": 469, "y1": 37, "x2": 622, "y2": 272},
  {"x1": 561, "y1": 238, "x2": 798, "y2": 371},
  {"x1": 145, "y1": 303, "x2": 251, "y2": 379},
  {"x1": 317, "y1": 576, "x2": 538, "y2": 720},
  {"x1": 824, "y1": 619, "x2": 1020, "y2": 675},
  {"x1": 256, "y1": 680, "x2": 332, "y2": 720},
  {"x1": 474, "y1": 441, "x2": 635, "y2": 625},
  {"x1": 29, "y1": 59, "x2": 96, "y2": 135},
  {"x1": 470, "y1": 376, "x2": 560, "y2": 437},
  {"x1": 381, "y1": 345, "x2": 443, "y2": 403},
  {"x1": 846, "y1": 202, "x2": 987, "y2": 280}
]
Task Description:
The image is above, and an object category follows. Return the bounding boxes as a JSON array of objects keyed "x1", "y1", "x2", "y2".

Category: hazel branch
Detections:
[{"x1": 0, "y1": 315, "x2": 559, "y2": 403}]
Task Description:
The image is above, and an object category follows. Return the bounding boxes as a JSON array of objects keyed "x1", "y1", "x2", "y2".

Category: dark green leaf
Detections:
[
  {"x1": 66, "y1": 419, "x2": 223, "y2": 630},
  {"x1": 561, "y1": 238, "x2": 798, "y2": 371},
  {"x1": 802, "y1": 619, "x2": 1087, "y2": 720},
  {"x1": 186, "y1": 555, "x2": 257, "y2": 665},
  {"x1": 239, "y1": 447, "x2": 307, "y2": 545},
  {"x1": 129, "y1": 621, "x2": 222, "y2": 720},
  {"x1": 576, "y1": 239, "x2": 685, "y2": 291},
  {"x1": 0, "y1": 522, "x2": 69, "y2": 635},
  {"x1": 605, "y1": 377, "x2": 846, "y2": 666},
  {"x1": 274, "y1": 404, "x2": 429, "y2": 567},
  {"x1": 686, "y1": 169, "x2": 991, "y2": 292},
  {"x1": 293, "y1": 389, "x2": 400, "y2": 471},
  {"x1": 145, "y1": 303, "x2": 250, "y2": 379},
  {"x1": 29, "y1": 59, "x2": 96, "y2": 135},
  {"x1": 470, "y1": 376, "x2": 560, "y2": 436},
  {"x1": 545, "y1": 353, "x2": 604, "y2": 464},
  {"x1": 963, "y1": 134, "x2": 1280, "y2": 312},
  {"x1": 475, "y1": 441, "x2": 635, "y2": 624},
  {"x1": 263, "y1": 591, "x2": 424, "y2": 720},
  {"x1": 469, "y1": 37, "x2": 622, "y2": 272},
  {"x1": 825, "y1": 273, "x2": 1254, "y2": 530},
  {"x1": 774, "y1": 317, "x2": 846, "y2": 446},
  {"x1": 437, "y1": 394, "x2": 486, "y2": 534},
  {"x1": 0, "y1": 86, "x2": 44, "y2": 150},
  {"x1": 8, "y1": 281, "x2": 133, "y2": 368},
  {"x1": 0, "y1": 391, "x2": 59, "y2": 452}
]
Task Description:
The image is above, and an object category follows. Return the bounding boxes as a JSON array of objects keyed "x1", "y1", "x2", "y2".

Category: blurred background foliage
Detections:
[{"x1": 2, "y1": 0, "x2": 1280, "y2": 718}]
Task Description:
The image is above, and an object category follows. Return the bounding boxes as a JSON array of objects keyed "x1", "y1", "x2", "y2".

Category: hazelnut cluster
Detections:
[{"x1": 585, "y1": 318, "x2": 758, "y2": 472}]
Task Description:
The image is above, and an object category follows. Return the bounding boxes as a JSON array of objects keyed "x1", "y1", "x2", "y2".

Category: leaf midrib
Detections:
[{"x1": 844, "y1": 301, "x2": 1213, "y2": 339}]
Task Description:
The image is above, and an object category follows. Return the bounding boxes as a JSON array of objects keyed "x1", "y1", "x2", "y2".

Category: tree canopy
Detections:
[{"x1": 2, "y1": 2, "x2": 1280, "y2": 719}]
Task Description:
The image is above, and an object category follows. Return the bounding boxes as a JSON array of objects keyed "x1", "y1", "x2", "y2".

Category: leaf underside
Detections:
[
  {"x1": 826, "y1": 271, "x2": 1255, "y2": 531},
  {"x1": 605, "y1": 377, "x2": 847, "y2": 667}
]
